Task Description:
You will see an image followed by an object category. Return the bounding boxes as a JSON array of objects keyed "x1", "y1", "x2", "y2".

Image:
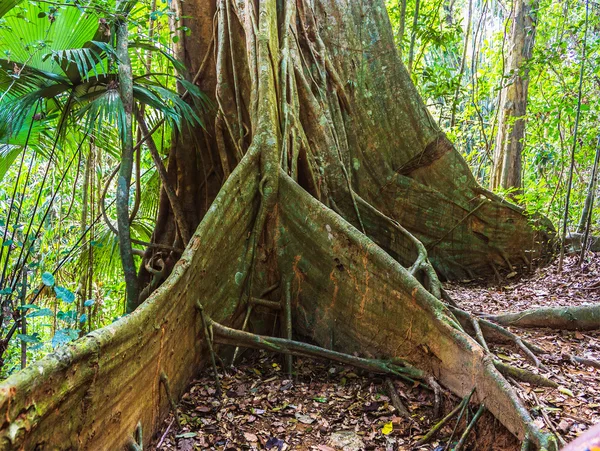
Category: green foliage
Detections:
[
  {"x1": 0, "y1": 0, "x2": 206, "y2": 378},
  {"x1": 387, "y1": 0, "x2": 600, "y2": 229}
]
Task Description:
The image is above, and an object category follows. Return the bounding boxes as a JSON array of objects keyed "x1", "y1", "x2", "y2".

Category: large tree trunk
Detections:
[
  {"x1": 0, "y1": 1, "x2": 557, "y2": 450},
  {"x1": 490, "y1": 0, "x2": 538, "y2": 193}
]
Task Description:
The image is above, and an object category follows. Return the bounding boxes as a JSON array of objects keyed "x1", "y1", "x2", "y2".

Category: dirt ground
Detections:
[{"x1": 151, "y1": 252, "x2": 600, "y2": 450}]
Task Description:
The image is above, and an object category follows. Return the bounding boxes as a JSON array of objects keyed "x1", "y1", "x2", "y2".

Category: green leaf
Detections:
[
  {"x1": 175, "y1": 432, "x2": 197, "y2": 439},
  {"x1": 79, "y1": 313, "x2": 87, "y2": 323},
  {"x1": 83, "y1": 299, "x2": 95, "y2": 307},
  {"x1": 54, "y1": 286, "x2": 75, "y2": 303},
  {"x1": 17, "y1": 304, "x2": 39, "y2": 310},
  {"x1": 558, "y1": 386, "x2": 574, "y2": 397},
  {"x1": 17, "y1": 333, "x2": 41, "y2": 344},
  {"x1": 57, "y1": 310, "x2": 77, "y2": 323},
  {"x1": 51, "y1": 328, "x2": 78, "y2": 347},
  {"x1": 42, "y1": 272, "x2": 55, "y2": 287},
  {"x1": 0, "y1": 288, "x2": 12, "y2": 295},
  {"x1": 27, "y1": 308, "x2": 53, "y2": 318}
]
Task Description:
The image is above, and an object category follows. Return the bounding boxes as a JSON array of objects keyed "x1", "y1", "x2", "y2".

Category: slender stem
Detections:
[
  {"x1": 559, "y1": 0, "x2": 589, "y2": 272},
  {"x1": 115, "y1": 6, "x2": 140, "y2": 312}
]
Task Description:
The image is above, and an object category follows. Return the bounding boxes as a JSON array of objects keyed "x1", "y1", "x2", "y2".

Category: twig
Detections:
[
  {"x1": 156, "y1": 418, "x2": 175, "y2": 448},
  {"x1": 531, "y1": 390, "x2": 566, "y2": 447}
]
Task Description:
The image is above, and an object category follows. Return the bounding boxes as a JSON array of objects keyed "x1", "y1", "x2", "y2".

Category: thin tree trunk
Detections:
[
  {"x1": 407, "y1": 0, "x2": 420, "y2": 74},
  {"x1": 398, "y1": 0, "x2": 407, "y2": 57},
  {"x1": 577, "y1": 134, "x2": 600, "y2": 233},
  {"x1": 19, "y1": 270, "x2": 26, "y2": 370},
  {"x1": 115, "y1": 2, "x2": 139, "y2": 310},
  {"x1": 490, "y1": 0, "x2": 538, "y2": 194},
  {"x1": 450, "y1": 0, "x2": 473, "y2": 128},
  {"x1": 559, "y1": 0, "x2": 589, "y2": 272}
]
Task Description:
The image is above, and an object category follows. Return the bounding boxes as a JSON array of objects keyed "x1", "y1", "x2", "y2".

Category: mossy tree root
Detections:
[{"x1": 485, "y1": 304, "x2": 600, "y2": 331}]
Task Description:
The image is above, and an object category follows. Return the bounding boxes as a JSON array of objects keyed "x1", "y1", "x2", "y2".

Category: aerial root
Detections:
[
  {"x1": 453, "y1": 403, "x2": 486, "y2": 451},
  {"x1": 197, "y1": 302, "x2": 222, "y2": 397},
  {"x1": 159, "y1": 371, "x2": 181, "y2": 429},
  {"x1": 449, "y1": 307, "x2": 543, "y2": 368},
  {"x1": 414, "y1": 388, "x2": 475, "y2": 446},
  {"x1": 127, "y1": 421, "x2": 143, "y2": 451},
  {"x1": 194, "y1": 301, "x2": 428, "y2": 387},
  {"x1": 231, "y1": 282, "x2": 280, "y2": 366}
]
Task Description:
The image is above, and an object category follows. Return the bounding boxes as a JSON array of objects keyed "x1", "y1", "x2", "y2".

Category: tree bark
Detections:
[
  {"x1": 490, "y1": 0, "x2": 538, "y2": 193},
  {"x1": 0, "y1": 1, "x2": 558, "y2": 450}
]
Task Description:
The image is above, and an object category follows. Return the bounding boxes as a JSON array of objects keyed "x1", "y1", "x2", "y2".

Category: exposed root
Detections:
[
  {"x1": 450, "y1": 307, "x2": 543, "y2": 368},
  {"x1": 384, "y1": 378, "x2": 412, "y2": 421},
  {"x1": 493, "y1": 361, "x2": 557, "y2": 388},
  {"x1": 127, "y1": 422, "x2": 143, "y2": 451},
  {"x1": 485, "y1": 304, "x2": 600, "y2": 331}
]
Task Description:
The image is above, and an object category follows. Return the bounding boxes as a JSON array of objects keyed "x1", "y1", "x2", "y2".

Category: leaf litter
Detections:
[{"x1": 152, "y1": 252, "x2": 600, "y2": 450}]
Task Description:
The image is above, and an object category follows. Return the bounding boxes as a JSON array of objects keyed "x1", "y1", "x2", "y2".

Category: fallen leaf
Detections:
[
  {"x1": 243, "y1": 432, "x2": 258, "y2": 442},
  {"x1": 382, "y1": 421, "x2": 393, "y2": 435}
]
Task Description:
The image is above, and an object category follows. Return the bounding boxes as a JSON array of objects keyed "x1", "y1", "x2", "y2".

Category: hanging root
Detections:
[
  {"x1": 454, "y1": 404, "x2": 486, "y2": 451},
  {"x1": 159, "y1": 372, "x2": 181, "y2": 429}
]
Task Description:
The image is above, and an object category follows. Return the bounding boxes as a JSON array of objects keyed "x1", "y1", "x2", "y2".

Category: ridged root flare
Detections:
[
  {"x1": 0, "y1": 0, "x2": 559, "y2": 449},
  {"x1": 0, "y1": 162, "x2": 557, "y2": 450}
]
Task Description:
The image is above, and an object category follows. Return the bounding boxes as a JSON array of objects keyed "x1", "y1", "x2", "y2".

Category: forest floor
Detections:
[{"x1": 151, "y1": 252, "x2": 600, "y2": 451}]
